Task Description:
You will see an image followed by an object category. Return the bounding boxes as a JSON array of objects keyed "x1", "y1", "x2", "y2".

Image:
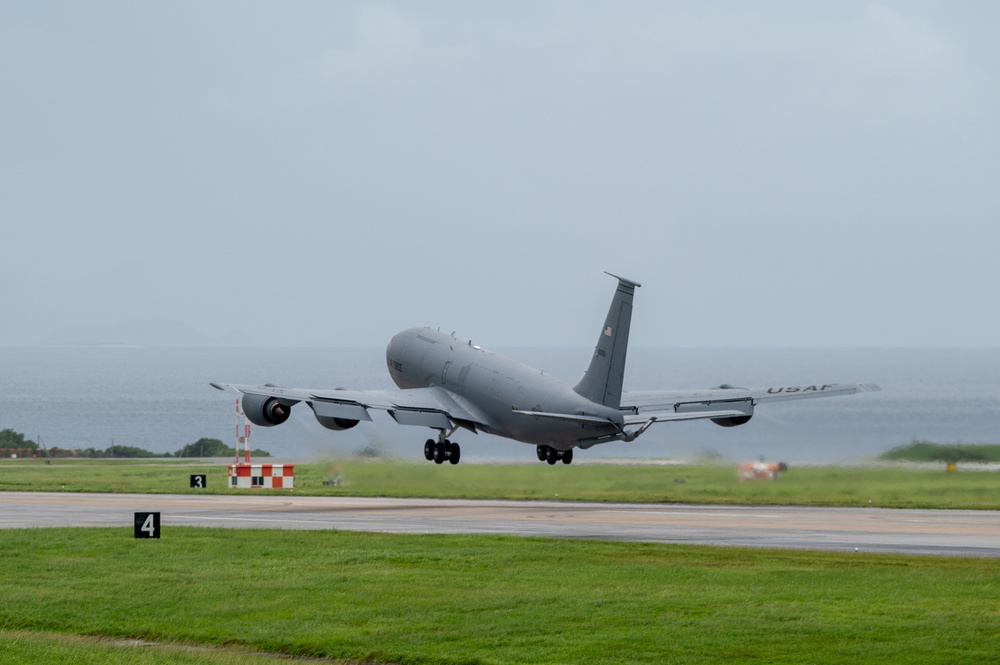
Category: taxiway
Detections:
[{"x1": 1, "y1": 492, "x2": 998, "y2": 557}]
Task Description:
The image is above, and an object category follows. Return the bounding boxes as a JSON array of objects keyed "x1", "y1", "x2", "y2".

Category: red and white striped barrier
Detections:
[{"x1": 227, "y1": 463, "x2": 295, "y2": 489}]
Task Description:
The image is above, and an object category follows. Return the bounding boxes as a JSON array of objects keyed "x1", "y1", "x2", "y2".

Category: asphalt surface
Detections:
[{"x1": 2, "y1": 491, "x2": 999, "y2": 557}]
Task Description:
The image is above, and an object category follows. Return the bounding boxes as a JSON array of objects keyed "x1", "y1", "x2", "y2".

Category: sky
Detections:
[{"x1": 2, "y1": 1, "x2": 999, "y2": 348}]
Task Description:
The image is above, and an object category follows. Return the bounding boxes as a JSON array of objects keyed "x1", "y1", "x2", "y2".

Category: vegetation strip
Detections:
[
  {"x1": 879, "y1": 441, "x2": 1000, "y2": 463},
  {"x1": 0, "y1": 429, "x2": 269, "y2": 459},
  {"x1": 2, "y1": 458, "x2": 1000, "y2": 509}
]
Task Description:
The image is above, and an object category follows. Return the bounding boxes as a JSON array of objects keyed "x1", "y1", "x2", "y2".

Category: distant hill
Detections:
[{"x1": 879, "y1": 442, "x2": 1000, "y2": 463}]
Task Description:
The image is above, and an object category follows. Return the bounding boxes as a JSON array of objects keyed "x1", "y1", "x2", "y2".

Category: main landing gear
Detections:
[
  {"x1": 424, "y1": 438, "x2": 461, "y2": 465},
  {"x1": 536, "y1": 445, "x2": 573, "y2": 465}
]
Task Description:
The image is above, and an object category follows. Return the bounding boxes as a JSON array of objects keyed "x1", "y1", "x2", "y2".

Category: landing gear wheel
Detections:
[
  {"x1": 424, "y1": 439, "x2": 435, "y2": 461},
  {"x1": 448, "y1": 442, "x2": 461, "y2": 465},
  {"x1": 433, "y1": 441, "x2": 447, "y2": 464},
  {"x1": 562, "y1": 449, "x2": 573, "y2": 465},
  {"x1": 546, "y1": 447, "x2": 559, "y2": 465},
  {"x1": 536, "y1": 445, "x2": 547, "y2": 462}
]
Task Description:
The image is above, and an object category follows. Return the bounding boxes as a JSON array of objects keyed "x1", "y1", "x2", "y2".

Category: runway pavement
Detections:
[{"x1": 3, "y1": 491, "x2": 999, "y2": 557}]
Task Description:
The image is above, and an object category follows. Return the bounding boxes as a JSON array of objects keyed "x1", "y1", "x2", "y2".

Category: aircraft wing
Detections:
[
  {"x1": 210, "y1": 382, "x2": 495, "y2": 432},
  {"x1": 620, "y1": 382, "x2": 881, "y2": 425}
]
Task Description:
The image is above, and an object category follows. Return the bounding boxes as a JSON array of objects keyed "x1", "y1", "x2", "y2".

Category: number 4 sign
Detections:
[{"x1": 134, "y1": 512, "x2": 160, "y2": 539}]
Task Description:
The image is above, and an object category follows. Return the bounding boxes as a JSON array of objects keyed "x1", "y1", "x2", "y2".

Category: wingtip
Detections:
[{"x1": 861, "y1": 383, "x2": 882, "y2": 392}]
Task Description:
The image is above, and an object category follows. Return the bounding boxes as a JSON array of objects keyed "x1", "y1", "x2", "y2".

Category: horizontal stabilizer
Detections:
[
  {"x1": 751, "y1": 382, "x2": 881, "y2": 403},
  {"x1": 622, "y1": 409, "x2": 751, "y2": 426},
  {"x1": 622, "y1": 382, "x2": 881, "y2": 415},
  {"x1": 512, "y1": 409, "x2": 615, "y2": 427}
]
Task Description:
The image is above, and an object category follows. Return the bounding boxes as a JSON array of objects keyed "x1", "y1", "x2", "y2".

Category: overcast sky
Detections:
[{"x1": 2, "y1": 2, "x2": 998, "y2": 348}]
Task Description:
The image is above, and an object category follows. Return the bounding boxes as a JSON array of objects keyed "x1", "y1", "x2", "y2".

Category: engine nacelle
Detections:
[
  {"x1": 711, "y1": 415, "x2": 753, "y2": 428},
  {"x1": 709, "y1": 384, "x2": 752, "y2": 427},
  {"x1": 315, "y1": 415, "x2": 360, "y2": 431},
  {"x1": 241, "y1": 393, "x2": 294, "y2": 427}
]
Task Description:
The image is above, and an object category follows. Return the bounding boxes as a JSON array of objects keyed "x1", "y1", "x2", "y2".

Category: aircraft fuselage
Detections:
[{"x1": 385, "y1": 327, "x2": 622, "y2": 448}]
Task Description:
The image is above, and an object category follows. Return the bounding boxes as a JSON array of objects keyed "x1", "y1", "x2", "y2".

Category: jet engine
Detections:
[
  {"x1": 306, "y1": 402, "x2": 360, "y2": 430},
  {"x1": 710, "y1": 415, "x2": 753, "y2": 427},
  {"x1": 709, "y1": 384, "x2": 752, "y2": 427},
  {"x1": 241, "y1": 393, "x2": 294, "y2": 427},
  {"x1": 314, "y1": 415, "x2": 360, "y2": 431}
]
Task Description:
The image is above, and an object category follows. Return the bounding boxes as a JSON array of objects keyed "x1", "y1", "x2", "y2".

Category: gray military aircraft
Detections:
[{"x1": 212, "y1": 273, "x2": 879, "y2": 465}]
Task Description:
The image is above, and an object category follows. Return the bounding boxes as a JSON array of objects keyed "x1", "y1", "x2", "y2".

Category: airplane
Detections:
[{"x1": 212, "y1": 273, "x2": 879, "y2": 465}]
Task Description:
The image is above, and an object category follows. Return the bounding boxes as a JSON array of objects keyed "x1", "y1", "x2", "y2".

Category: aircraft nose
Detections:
[{"x1": 386, "y1": 329, "x2": 414, "y2": 366}]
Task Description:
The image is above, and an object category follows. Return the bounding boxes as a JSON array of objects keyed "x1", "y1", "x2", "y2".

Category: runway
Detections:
[{"x1": 3, "y1": 492, "x2": 999, "y2": 557}]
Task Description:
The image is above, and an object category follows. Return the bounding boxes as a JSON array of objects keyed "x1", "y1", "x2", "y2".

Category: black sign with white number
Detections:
[
  {"x1": 134, "y1": 512, "x2": 160, "y2": 539},
  {"x1": 190, "y1": 474, "x2": 207, "y2": 489}
]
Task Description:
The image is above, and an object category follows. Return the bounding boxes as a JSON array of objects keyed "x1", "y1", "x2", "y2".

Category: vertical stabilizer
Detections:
[{"x1": 573, "y1": 273, "x2": 641, "y2": 408}]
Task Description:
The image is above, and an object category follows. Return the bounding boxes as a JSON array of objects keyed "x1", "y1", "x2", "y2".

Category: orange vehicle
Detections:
[{"x1": 738, "y1": 460, "x2": 788, "y2": 480}]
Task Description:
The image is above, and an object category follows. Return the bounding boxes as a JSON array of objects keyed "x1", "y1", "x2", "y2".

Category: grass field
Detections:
[
  {"x1": 4, "y1": 459, "x2": 1000, "y2": 663},
  {"x1": 2, "y1": 457, "x2": 1000, "y2": 509},
  {"x1": 2, "y1": 527, "x2": 999, "y2": 664}
]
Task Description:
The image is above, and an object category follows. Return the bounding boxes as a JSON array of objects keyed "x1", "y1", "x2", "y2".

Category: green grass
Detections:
[
  {"x1": 3, "y1": 461, "x2": 1000, "y2": 663},
  {"x1": 2, "y1": 527, "x2": 999, "y2": 664},
  {"x1": 2, "y1": 458, "x2": 1000, "y2": 509}
]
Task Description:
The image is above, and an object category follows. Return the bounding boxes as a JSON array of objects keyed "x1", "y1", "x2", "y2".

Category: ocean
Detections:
[{"x1": 2, "y1": 345, "x2": 1000, "y2": 463}]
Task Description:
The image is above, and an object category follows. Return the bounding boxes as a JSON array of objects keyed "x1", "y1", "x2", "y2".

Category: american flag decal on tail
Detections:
[{"x1": 604, "y1": 326, "x2": 613, "y2": 337}]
